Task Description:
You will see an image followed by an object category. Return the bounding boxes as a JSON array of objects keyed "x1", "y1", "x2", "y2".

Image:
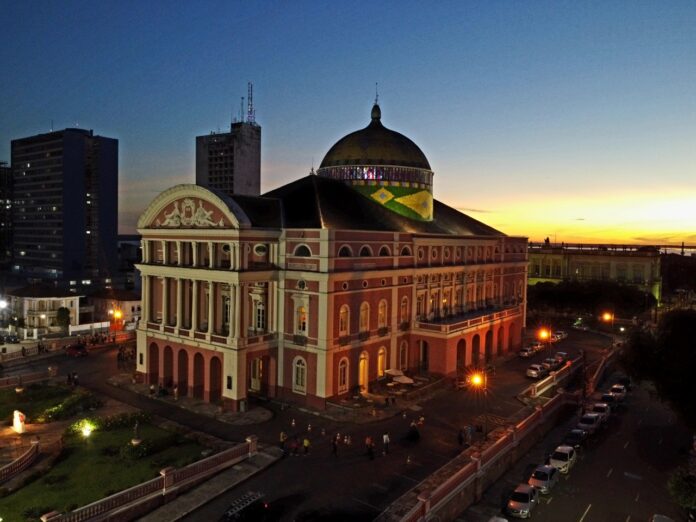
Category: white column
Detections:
[
  {"x1": 192, "y1": 241, "x2": 198, "y2": 267},
  {"x1": 227, "y1": 287, "x2": 235, "y2": 341},
  {"x1": 234, "y1": 284, "x2": 241, "y2": 338},
  {"x1": 207, "y1": 281, "x2": 214, "y2": 335},
  {"x1": 161, "y1": 277, "x2": 168, "y2": 328},
  {"x1": 191, "y1": 279, "x2": 198, "y2": 334},
  {"x1": 141, "y1": 275, "x2": 149, "y2": 323},
  {"x1": 176, "y1": 278, "x2": 182, "y2": 329},
  {"x1": 229, "y1": 243, "x2": 235, "y2": 270},
  {"x1": 209, "y1": 241, "x2": 214, "y2": 269},
  {"x1": 141, "y1": 240, "x2": 149, "y2": 263},
  {"x1": 161, "y1": 240, "x2": 167, "y2": 264},
  {"x1": 176, "y1": 241, "x2": 182, "y2": 266}
]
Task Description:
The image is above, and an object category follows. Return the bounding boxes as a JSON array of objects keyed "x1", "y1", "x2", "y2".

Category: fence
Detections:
[
  {"x1": 0, "y1": 369, "x2": 55, "y2": 389},
  {"x1": 0, "y1": 441, "x2": 40, "y2": 484},
  {"x1": 0, "y1": 345, "x2": 39, "y2": 362},
  {"x1": 378, "y1": 393, "x2": 569, "y2": 522},
  {"x1": 41, "y1": 436, "x2": 257, "y2": 522}
]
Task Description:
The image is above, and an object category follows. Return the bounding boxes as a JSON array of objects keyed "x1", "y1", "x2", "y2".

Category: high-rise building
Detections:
[
  {"x1": 11, "y1": 128, "x2": 118, "y2": 283},
  {"x1": 0, "y1": 162, "x2": 12, "y2": 267},
  {"x1": 195, "y1": 121, "x2": 261, "y2": 197}
]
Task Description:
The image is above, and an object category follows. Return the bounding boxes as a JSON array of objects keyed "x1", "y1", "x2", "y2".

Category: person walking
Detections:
[
  {"x1": 279, "y1": 431, "x2": 288, "y2": 452},
  {"x1": 173, "y1": 385, "x2": 179, "y2": 401},
  {"x1": 366, "y1": 436, "x2": 375, "y2": 460},
  {"x1": 72, "y1": 372, "x2": 79, "y2": 386},
  {"x1": 331, "y1": 435, "x2": 339, "y2": 457},
  {"x1": 382, "y1": 432, "x2": 390, "y2": 455},
  {"x1": 303, "y1": 436, "x2": 311, "y2": 455}
]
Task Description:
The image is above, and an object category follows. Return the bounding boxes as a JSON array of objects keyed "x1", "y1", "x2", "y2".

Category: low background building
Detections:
[{"x1": 89, "y1": 288, "x2": 141, "y2": 330}]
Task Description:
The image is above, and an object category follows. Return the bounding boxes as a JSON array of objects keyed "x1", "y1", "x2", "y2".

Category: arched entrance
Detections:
[
  {"x1": 377, "y1": 347, "x2": 387, "y2": 377},
  {"x1": 193, "y1": 353, "x2": 204, "y2": 399},
  {"x1": 457, "y1": 339, "x2": 467, "y2": 370},
  {"x1": 485, "y1": 330, "x2": 493, "y2": 363},
  {"x1": 359, "y1": 352, "x2": 369, "y2": 393},
  {"x1": 148, "y1": 343, "x2": 159, "y2": 384},
  {"x1": 508, "y1": 321, "x2": 517, "y2": 350},
  {"x1": 399, "y1": 342, "x2": 408, "y2": 371},
  {"x1": 419, "y1": 340, "x2": 429, "y2": 371},
  {"x1": 250, "y1": 357, "x2": 263, "y2": 392},
  {"x1": 163, "y1": 346, "x2": 173, "y2": 388},
  {"x1": 209, "y1": 356, "x2": 222, "y2": 403},
  {"x1": 177, "y1": 350, "x2": 188, "y2": 397},
  {"x1": 472, "y1": 335, "x2": 481, "y2": 367},
  {"x1": 497, "y1": 327, "x2": 505, "y2": 356}
]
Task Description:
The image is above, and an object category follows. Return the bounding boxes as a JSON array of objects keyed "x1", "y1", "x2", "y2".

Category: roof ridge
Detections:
[{"x1": 312, "y1": 175, "x2": 326, "y2": 228}]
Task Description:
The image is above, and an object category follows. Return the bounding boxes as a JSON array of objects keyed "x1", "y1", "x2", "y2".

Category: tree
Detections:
[
  {"x1": 621, "y1": 309, "x2": 696, "y2": 429},
  {"x1": 668, "y1": 467, "x2": 696, "y2": 511},
  {"x1": 56, "y1": 307, "x2": 71, "y2": 332}
]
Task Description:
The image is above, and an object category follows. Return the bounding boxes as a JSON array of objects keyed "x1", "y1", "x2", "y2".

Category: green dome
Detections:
[{"x1": 319, "y1": 104, "x2": 431, "y2": 170}]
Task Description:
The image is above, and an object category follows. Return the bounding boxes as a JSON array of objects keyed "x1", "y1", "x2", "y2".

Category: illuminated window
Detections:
[
  {"x1": 377, "y1": 347, "x2": 387, "y2": 377},
  {"x1": 400, "y1": 297, "x2": 409, "y2": 323},
  {"x1": 378, "y1": 300, "x2": 387, "y2": 328},
  {"x1": 339, "y1": 305, "x2": 350, "y2": 336},
  {"x1": 338, "y1": 358, "x2": 349, "y2": 393},
  {"x1": 296, "y1": 306, "x2": 307, "y2": 334},
  {"x1": 359, "y1": 302, "x2": 370, "y2": 332}
]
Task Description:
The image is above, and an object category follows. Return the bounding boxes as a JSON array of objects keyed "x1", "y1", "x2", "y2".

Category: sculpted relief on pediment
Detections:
[{"x1": 155, "y1": 198, "x2": 226, "y2": 228}]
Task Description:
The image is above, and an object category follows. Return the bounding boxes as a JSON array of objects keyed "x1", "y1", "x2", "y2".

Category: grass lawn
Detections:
[
  {"x1": 0, "y1": 383, "x2": 72, "y2": 422},
  {"x1": 0, "y1": 423, "x2": 208, "y2": 521}
]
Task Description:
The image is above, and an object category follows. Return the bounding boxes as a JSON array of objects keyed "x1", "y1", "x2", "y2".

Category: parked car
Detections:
[
  {"x1": 617, "y1": 375, "x2": 632, "y2": 391},
  {"x1": 5, "y1": 334, "x2": 19, "y2": 344},
  {"x1": 65, "y1": 344, "x2": 88, "y2": 357},
  {"x1": 600, "y1": 393, "x2": 619, "y2": 407},
  {"x1": 526, "y1": 364, "x2": 548, "y2": 379},
  {"x1": 541, "y1": 357, "x2": 561, "y2": 372},
  {"x1": 506, "y1": 484, "x2": 539, "y2": 519},
  {"x1": 553, "y1": 330, "x2": 568, "y2": 340},
  {"x1": 221, "y1": 491, "x2": 270, "y2": 521},
  {"x1": 554, "y1": 351, "x2": 569, "y2": 363},
  {"x1": 518, "y1": 347, "x2": 535, "y2": 358},
  {"x1": 527, "y1": 464, "x2": 559, "y2": 494},
  {"x1": 577, "y1": 412, "x2": 603, "y2": 435},
  {"x1": 549, "y1": 445, "x2": 577, "y2": 474},
  {"x1": 590, "y1": 402, "x2": 612, "y2": 423},
  {"x1": 562, "y1": 428, "x2": 588, "y2": 450},
  {"x1": 610, "y1": 384, "x2": 627, "y2": 401}
]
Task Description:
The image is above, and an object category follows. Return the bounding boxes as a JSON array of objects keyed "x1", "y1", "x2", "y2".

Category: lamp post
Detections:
[
  {"x1": 470, "y1": 370, "x2": 489, "y2": 438},
  {"x1": 601, "y1": 311, "x2": 615, "y2": 331}
]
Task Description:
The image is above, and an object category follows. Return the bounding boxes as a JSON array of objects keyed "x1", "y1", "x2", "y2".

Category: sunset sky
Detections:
[{"x1": 2, "y1": 1, "x2": 695, "y2": 244}]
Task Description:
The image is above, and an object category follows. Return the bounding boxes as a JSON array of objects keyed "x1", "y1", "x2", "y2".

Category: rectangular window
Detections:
[{"x1": 226, "y1": 376, "x2": 232, "y2": 390}]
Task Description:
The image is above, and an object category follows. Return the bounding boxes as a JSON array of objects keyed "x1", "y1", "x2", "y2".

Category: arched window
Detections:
[
  {"x1": 293, "y1": 357, "x2": 307, "y2": 394},
  {"x1": 400, "y1": 246, "x2": 412, "y2": 256},
  {"x1": 296, "y1": 306, "x2": 307, "y2": 334},
  {"x1": 378, "y1": 246, "x2": 391, "y2": 257},
  {"x1": 339, "y1": 305, "x2": 350, "y2": 336},
  {"x1": 338, "y1": 358, "x2": 349, "y2": 393},
  {"x1": 378, "y1": 300, "x2": 388, "y2": 328},
  {"x1": 399, "y1": 342, "x2": 408, "y2": 371},
  {"x1": 294, "y1": 245, "x2": 311, "y2": 257},
  {"x1": 255, "y1": 302, "x2": 265, "y2": 331},
  {"x1": 359, "y1": 245, "x2": 373, "y2": 257},
  {"x1": 377, "y1": 347, "x2": 387, "y2": 377},
  {"x1": 338, "y1": 245, "x2": 352, "y2": 257},
  {"x1": 400, "y1": 296, "x2": 409, "y2": 323},
  {"x1": 359, "y1": 302, "x2": 370, "y2": 332}
]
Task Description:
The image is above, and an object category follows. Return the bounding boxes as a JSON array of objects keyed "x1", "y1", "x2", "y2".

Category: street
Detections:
[
  {"x1": 13, "y1": 330, "x2": 616, "y2": 520},
  {"x1": 460, "y1": 375, "x2": 690, "y2": 521}
]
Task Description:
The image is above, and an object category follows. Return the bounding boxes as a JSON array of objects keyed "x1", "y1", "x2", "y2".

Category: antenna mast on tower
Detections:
[{"x1": 247, "y1": 81, "x2": 256, "y2": 124}]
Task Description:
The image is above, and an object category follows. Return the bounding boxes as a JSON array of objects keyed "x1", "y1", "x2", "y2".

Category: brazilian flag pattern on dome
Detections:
[{"x1": 351, "y1": 182, "x2": 433, "y2": 221}]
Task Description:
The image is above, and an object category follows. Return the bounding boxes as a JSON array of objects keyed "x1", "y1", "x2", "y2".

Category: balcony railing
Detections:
[
  {"x1": 414, "y1": 305, "x2": 522, "y2": 335},
  {"x1": 377, "y1": 327, "x2": 389, "y2": 337},
  {"x1": 358, "y1": 331, "x2": 369, "y2": 342},
  {"x1": 293, "y1": 334, "x2": 307, "y2": 346}
]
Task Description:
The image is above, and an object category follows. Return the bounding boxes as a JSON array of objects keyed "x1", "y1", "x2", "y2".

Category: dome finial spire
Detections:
[{"x1": 371, "y1": 83, "x2": 381, "y2": 123}]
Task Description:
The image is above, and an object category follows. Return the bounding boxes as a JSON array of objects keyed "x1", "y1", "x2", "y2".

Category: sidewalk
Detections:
[{"x1": 140, "y1": 446, "x2": 283, "y2": 522}]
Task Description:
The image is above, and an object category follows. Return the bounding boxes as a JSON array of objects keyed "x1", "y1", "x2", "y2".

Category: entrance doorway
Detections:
[
  {"x1": 250, "y1": 357, "x2": 263, "y2": 392},
  {"x1": 419, "y1": 340, "x2": 429, "y2": 371},
  {"x1": 359, "y1": 352, "x2": 369, "y2": 392}
]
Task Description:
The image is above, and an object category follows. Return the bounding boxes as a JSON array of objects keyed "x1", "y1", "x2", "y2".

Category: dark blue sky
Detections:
[{"x1": 2, "y1": 1, "x2": 695, "y2": 242}]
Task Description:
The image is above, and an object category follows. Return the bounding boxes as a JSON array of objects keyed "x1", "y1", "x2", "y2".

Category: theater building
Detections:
[{"x1": 135, "y1": 104, "x2": 528, "y2": 411}]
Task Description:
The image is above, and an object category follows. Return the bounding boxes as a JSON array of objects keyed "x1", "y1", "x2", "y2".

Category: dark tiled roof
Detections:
[
  {"x1": 7, "y1": 285, "x2": 81, "y2": 298},
  {"x1": 262, "y1": 175, "x2": 503, "y2": 236},
  {"x1": 229, "y1": 195, "x2": 283, "y2": 228},
  {"x1": 89, "y1": 289, "x2": 141, "y2": 301}
]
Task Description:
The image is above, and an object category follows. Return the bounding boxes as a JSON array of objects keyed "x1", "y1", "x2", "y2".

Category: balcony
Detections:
[
  {"x1": 399, "y1": 321, "x2": 410, "y2": 331},
  {"x1": 338, "y1": 335, "x2": 351, "y2": 346},
  {"x1": 293, "y1": 334, "x2": 307, "y2": 346},
  {"x1": 414, "y1": 305, "x2": 522, "y2": 335},
  {"x1": 358, "y1": 331, "x2": 369, "y2": 342},
  {"x1": 377, "y1": 327, "x2": 389, "y2": 337}
]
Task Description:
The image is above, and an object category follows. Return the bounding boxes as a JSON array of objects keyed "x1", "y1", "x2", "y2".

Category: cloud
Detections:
[
  {"x1": 455, "y1": 207, "x2": 495, "y2": 214},
  {"x1": 574, "y1": 218, "x2": 585, "y2": 221}
]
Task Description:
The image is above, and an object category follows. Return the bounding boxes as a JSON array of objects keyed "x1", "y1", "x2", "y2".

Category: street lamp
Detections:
[
  {"x1": 470, "y1": 370, "x2": 489, "y2": 438},
  {"x1": 601, "y1": 311, "x2": 615, "y2": 330}
]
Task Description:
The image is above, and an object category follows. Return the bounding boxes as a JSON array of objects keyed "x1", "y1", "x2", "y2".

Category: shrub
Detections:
[
  {"x1": 22, "y1": 505, "x2": 54, "y2": 520},
  {"x1": 36, "y1": 391, "x2": 102, "y2": 423}
]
